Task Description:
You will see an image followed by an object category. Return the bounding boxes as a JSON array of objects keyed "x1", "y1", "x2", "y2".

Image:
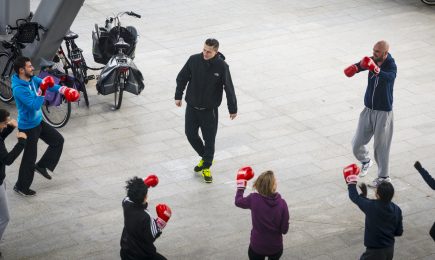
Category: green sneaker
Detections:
[
  {"x1": 194, "y1": 159, "x2": 214, "y2": 172},
  {"x1": 202, "y1": 168, "x2": 213, "y2": 183},
  {"x1": 194, "y1": 159, "x2": 204, "y2": 172}
]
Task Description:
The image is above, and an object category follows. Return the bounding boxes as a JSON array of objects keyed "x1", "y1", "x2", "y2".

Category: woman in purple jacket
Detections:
[{"x1": 235, "y1": 170, "x2": 290, "y2": 260}]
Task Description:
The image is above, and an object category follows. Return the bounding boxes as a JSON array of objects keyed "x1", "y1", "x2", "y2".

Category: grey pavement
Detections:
[{"x1": 1, "y1": 0, "x2": 435, "y2": 259}]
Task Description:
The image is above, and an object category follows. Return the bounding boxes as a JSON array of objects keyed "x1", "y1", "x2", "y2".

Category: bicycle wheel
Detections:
[
  {"x1": 41, "y1": 97, "x2": 71, "y2": 128},
  {"x1": 422, "y1": 0, "x2": 435, "y2": 5},
  {"x1": 113, "y1": 72, "x2": 124, "y2": 110},
  {"x1": 0, "y1": 53, "x2": 15, "y2": 103}
]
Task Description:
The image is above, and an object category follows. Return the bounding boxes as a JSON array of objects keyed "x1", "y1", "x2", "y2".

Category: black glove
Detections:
[
  {"x1": 414, "y1": 161, "x2": 423, "y2": 172},
  {"x1": 359, "y1": 183, "x2": 367, "y2": 198}
]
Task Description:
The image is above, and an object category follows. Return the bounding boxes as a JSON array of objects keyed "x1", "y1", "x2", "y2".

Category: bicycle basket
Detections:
[
  {"x1": 16, "y1": 22, "x2": 39, "y2": 43},
  {"x1": 70, "y1": 49, "x2": 83, "y2": 63}
]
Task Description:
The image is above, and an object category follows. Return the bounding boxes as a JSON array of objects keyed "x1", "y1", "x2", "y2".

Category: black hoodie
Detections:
[
  {"x1": 175, "y1": 52, "x2": 237, "y2": 114},
  {"x1": 120, "y1": 197, "x2": 161, "y2": 259}
]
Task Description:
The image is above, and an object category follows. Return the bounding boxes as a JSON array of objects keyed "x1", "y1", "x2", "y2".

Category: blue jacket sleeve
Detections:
[
  {"x1": 14, "y1": 86, "x2": 44, "y2": 110},
  {"x1": 348, "y1": 184, "x2": 371, "y2": 213},
  {"x1": 48, "y1": 84, "x2": 61, "y2": 93},
  {"x1": 395, "y1": 206, "x2": 403, "y2": 236},
  {"x1": 235, "y1": 189, "x2": 252, "y2": 209},
  {"x1": 417, "y1": 167, "x2": 435, "y2": 190},
  {"x1": 378, "y1": 61, "x2": 397, "y2": 83}
]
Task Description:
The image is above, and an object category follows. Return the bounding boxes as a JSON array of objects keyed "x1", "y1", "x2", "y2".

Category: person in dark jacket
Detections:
[
  {"x1": 344, "y1": 40, "x2": 397, "y2": 188},
  {"x1": 235, "y1": 170, "x2": 289, "y2": 260},
  {"x1": 414, "y1": 161, "x2": 435, "y2": 241},
  {"x1": 0, "y1": 109, "x2": 27, "y2": 257},
  {"x1": 175, "y1": 38, "x2": 238, "y2": 183},
  {"x1": 120, "y1": 177, "x2": 167, "y2": 260},
  {"x1": 347, "y1": 178, "x2": 403, "y2": 260}
]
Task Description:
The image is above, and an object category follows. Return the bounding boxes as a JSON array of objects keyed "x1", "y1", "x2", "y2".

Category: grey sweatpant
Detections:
[
  {"x1": 0, "y1": 182, "x2": 10, "y2": 240},
  {"x1": 352, "y1": 107, "x2": 394, "y2": 178}
]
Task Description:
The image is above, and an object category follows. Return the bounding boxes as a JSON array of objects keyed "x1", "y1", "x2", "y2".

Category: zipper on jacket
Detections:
[{"x1": 371, "y1": 74, "x2": 379, "y2": 110}]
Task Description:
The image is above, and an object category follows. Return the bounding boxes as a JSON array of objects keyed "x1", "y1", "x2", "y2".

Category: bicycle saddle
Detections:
[
  {"x1": 63, "y1": 31, "x2": 78, "y2": 41},
  {"x1": 114, "y1": 37, "x2": 130, "y2": 49}
]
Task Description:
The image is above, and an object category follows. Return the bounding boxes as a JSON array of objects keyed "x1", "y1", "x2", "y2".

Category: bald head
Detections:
[{"x1": 373, "y1": 40, "x2": 389, "y2": 63}]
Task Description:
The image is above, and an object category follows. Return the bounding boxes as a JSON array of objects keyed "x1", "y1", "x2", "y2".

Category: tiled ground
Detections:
[{"x1": 1, "y1": 0, "x2": 435, "y2": 259}]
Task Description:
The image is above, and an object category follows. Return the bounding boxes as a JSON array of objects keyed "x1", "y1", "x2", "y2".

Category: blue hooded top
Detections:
[{"x1": 12, "y1": 74, "x2": 60, "y2": 129}]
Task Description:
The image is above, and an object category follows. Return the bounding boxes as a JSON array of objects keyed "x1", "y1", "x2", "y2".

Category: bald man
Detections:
[{"x1": 344, "y1": 41, "x2": 397, "y2": 188}]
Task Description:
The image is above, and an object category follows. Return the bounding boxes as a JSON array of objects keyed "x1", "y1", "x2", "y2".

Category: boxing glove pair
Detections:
[
  {"x1": 344, "y1": 57, "x2": 380, "y2": 77},
  {"x1": 39, "y1": 76, "x2": 80, "y2": 102},
  {"x1": 142, "y1": 174, "x2": 172, "y2": 229}
]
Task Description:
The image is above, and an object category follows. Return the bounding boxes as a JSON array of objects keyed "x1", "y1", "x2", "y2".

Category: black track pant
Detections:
[
  {"x1": 16, "y1": 121, "x2": 64, "y2": 191},
  {"x1": 185, "y1": 105, "x2": 218, "y2": 168}
]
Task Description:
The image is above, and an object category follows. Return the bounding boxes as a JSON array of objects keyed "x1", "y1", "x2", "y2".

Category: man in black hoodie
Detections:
[
  {"x1": 175, "y1": 38, "x2": 238, "y2": 183},
  {"x1": 0, "y1": 109, "x2": 27, "y2": 257},
  {"x1": 345, "y1": 166, "x2": 403, "y2": 260}
]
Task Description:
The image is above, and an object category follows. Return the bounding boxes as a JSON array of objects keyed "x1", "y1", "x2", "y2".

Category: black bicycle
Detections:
[
  {"x1": 0, "y1": 14, "x2": 45, "y2": 103},
  {"x1": 93, "y1": 11, "x2": 143, "y2": 110},
  {"x1": 54, "y1": 31, "x2": 90, "y2": 107}
]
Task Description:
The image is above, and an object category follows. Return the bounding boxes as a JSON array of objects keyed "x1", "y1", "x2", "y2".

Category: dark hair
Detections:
[
  {"x1": 125, "y1": 176, "x2": 148, "y2": 204},
  {"x1": 13, "y1": 56, "x2": 31, "y2": 74},
  {"x1": 205, "y1": 38, "x2": 219, "y2": 50},
  {"x1": 376, "y1": 182, "x2": 394, "y2": 203},
  {"x1": 0, "y1": 109, "x2": 10, "y2": 122}
]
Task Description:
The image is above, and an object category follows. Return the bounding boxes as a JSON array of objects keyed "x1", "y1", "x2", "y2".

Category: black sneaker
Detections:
[
  {"x1": 35, "y1": 165, "x2": 52, "y2": 180},
  {"x1": 13, "y1": 186, "x2": 36, "y2": 197}
]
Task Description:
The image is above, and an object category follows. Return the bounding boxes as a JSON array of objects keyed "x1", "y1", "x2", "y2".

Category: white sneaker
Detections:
[
  {"x1": 359, "y1": 160, "x2": 373, "y2": 177},
  {"x1": 368, "y1": 177, "x2": 391, "y2": 188}
]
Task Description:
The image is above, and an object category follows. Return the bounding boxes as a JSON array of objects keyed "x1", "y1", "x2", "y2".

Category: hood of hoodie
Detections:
[
  {"x1": 261, "y1": 192, "x2": 282, "y2": 207},
  {"x1": 12, "y1": 74, "x2": 33, "y2": 88}
]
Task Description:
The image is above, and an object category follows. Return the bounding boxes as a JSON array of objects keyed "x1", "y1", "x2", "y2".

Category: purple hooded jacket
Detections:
[{"x1": 235, "y1": 189, "x2": 290, "y2": 255}]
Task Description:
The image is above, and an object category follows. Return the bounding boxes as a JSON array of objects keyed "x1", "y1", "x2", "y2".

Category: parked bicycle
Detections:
[
  {"x1": 53, "y1": 31, "x2": 91, "y2": 107},
  {"x1": 0, "y1": 14, "x2": 46, "y2": 103},
  {"x1": 93, "y1": 11, "x2": 144, "y2": 110}
]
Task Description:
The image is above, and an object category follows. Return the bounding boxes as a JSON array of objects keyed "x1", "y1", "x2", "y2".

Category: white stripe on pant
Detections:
[
  {"x1": 352, "y1": 107, "x2": 394, "y2": 178},
  {"x1": 0, "y1": 182, "x2": 10, "y2": 240}
]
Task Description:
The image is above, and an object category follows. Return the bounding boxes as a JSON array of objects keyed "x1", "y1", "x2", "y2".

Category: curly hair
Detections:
[{"x1": 125, "y1": 176, "x2": 148, "y2": 204}]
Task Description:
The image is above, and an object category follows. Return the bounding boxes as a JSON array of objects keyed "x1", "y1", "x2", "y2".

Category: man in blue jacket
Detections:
[
  {"x1": 344, "y1": 41, "x2": 397, "y2": 188},
  {"x1": 344, "y1": 166, "x2": 403, "y2": 260},
  {"x1": 11, "y1": 56, "x2": 78, "y2": 196}
]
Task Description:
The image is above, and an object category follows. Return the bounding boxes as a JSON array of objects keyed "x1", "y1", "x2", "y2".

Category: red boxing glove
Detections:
[
  {"x1": 155, "y1": 204, "x2": 172, "y2": 229},
  {"x1": 344, "y1": 64, "x2": 359, "y2": 77},
  {"x1": 39, "y1": 76, "x2": 55, "y2": 96},
  {"x1": 59, "y1": 86, "x2": 80, "y2": 102},
  {"x1": 236, "y1": 166, "x2": 255, "y2": 189},
  {"x1": 360, "y1": 56, "x2": 380, "y2": 74},
  {"x1": 144, "y1": 174, "x2": 159, "y2": 188},
  {"x1": 343, "y1": 163, "x2": 360, "y2": 185}
]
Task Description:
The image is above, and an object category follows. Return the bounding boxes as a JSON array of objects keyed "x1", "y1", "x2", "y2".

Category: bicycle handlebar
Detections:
[{"x1": 127, "y1": 11, "x2": 141, "y2": 18}]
